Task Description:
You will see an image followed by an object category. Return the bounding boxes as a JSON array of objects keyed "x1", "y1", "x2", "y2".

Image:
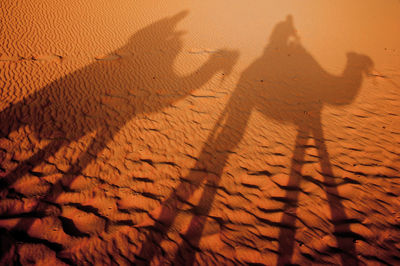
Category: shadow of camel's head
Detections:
[
  {"x1": 346, "y1": 52, "x2": 374, "y2": 76},
  {"x1": 322, "y1": 51, "x2": 374, "y2": 106}
]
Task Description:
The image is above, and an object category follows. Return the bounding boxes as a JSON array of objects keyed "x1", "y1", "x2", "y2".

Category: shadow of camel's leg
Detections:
[
  {"x1": 171, "y1": 150, "x2": 231, "y2": 265},
  {"x1": 8, "y1": 126, "x2": 116, "y2": 232},
  {"x1": 277, "y1": 127, "x2": 308, "y2": 266},
  {"x1": 137, "y1": 99, "x2": 251, "y2": 264},
  {"x1": 137, "y1": 148, "x2": 231, "y2": 265},
  {"x1": 0, "y1": 138, "x2": 65, "y2": 191},
  {"x1": 312, "y1": 121, "x2": 359, "y2": 266},
  {"x1": 172, "y1": 106, "x2": 252, "y2": 265}
]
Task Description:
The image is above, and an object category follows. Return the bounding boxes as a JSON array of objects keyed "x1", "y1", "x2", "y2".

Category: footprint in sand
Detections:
[
  {"x1": 32, "y1": 54, "x2": 63, "y2": 62},
  {"x1": 0, "y1": 54, "x2": 62, "y2": 62},
  {"x1": 188, "y1": 48, "x2": 220, "y2": 55},
  {"x1": 94, "y1": 53, "x2": 122, "y2": 61}
]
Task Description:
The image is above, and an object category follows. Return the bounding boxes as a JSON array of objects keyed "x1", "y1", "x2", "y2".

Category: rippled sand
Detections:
[{"x1": 1, "y1": 0, "x2": 400, "y2": 265}]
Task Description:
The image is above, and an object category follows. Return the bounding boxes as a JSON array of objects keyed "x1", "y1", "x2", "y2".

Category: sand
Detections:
[{"x1": 1, "y1": 0, "x2": 400, "y2": 265}]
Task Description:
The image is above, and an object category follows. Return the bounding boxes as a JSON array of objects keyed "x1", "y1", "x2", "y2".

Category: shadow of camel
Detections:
[
  {"x1": 0, "y1": 10, "x2": 238, "y2": 241},
  {"x1": 136, "y1": 15, "x2": 373, "y2": 265}
]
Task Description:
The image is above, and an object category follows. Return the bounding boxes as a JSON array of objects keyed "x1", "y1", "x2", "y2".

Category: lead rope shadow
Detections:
[
  {"x1": 136, "y1": 15, "x2": 373, "y2": 265},
  {"x1": 0, "y1": 10, "x2": 239, "y2": 262}
]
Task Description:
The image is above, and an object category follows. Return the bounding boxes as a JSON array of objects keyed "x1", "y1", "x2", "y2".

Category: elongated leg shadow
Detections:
[
  {"x1": 10, "y1": 126, "x2": 117, "y2": 232},
  {"x1": 137, "y1": 103, "x2": 251, "y2": 264},
  {"x1": 312, "y1": 120, "x2": 359, "y2": 266},
  {"x1": 277, "y1": 118, "x2": 359, "y2": 266},
  {"x1": 277, "y1": 127, "x2": 308, "y2": 266},
  {"x1": 0, "y1": 139, "x2": 65, "y2": 190}
]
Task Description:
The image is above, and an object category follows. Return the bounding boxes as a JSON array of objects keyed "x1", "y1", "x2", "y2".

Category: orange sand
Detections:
[{"x1": 1, "y1": 0, "x2": 400, "y2": 265}]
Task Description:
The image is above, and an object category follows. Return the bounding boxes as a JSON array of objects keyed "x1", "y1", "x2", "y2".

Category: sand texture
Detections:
[{"x1": 1, "y1": 0, "x2": 400, "y2": 265}]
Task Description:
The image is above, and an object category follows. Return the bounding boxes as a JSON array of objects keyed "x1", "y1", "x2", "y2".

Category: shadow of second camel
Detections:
[
  {"x1": 0, "y1": 10, "x2": 238, "y2": 244},
  {"x1": 136, "y1": 15, "x2": 373, "y2": 265}
]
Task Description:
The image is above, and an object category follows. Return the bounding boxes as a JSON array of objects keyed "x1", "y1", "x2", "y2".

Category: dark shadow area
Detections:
[
  {"x1": 137, "y1": 15, "x2": 373, "y2": 265},
  {"x1": 0, "y1": 10, "x2": 239, "y2": 260}
]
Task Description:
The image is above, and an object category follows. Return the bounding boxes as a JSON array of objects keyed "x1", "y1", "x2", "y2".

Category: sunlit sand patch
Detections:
[{"x1": 0, "y1": 54, "x2": 23, "y2": 62}]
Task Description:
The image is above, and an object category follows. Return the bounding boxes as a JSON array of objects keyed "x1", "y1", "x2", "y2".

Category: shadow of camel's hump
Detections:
[{"x1": 6, "y1": 54, "x2": 182, "y2": 141}]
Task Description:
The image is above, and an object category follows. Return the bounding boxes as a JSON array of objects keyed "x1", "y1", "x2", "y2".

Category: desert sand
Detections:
[{"x1": 1, "y1": 0, "x2": 400, "y2": 265}]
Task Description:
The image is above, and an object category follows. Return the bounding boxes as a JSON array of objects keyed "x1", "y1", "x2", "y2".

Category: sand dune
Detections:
[{"x1": 1, "y1": 0, "x2": 400, "y2": 265}]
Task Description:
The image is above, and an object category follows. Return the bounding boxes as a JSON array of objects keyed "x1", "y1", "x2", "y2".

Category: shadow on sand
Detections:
[
  {"x1": 136, "y1": 15, "x2": 373, "y2": 265},
  {"x1": 0, "y1": 9, "x2": 238, "y2": 258}
]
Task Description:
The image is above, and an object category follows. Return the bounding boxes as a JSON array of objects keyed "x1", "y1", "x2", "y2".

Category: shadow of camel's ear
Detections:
[
  {"x1": 166, "y1": 11, "x2": 189, "y2": 37},
  {"x1": 162, "y1": 10, "x2": 190, "y2": 30},
  {"x1": 170, "y1": 10, "x2": 190, "y2": 22},
  {"x1": 124, "y1": 10, "x2": 190, "y2": 46}
]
